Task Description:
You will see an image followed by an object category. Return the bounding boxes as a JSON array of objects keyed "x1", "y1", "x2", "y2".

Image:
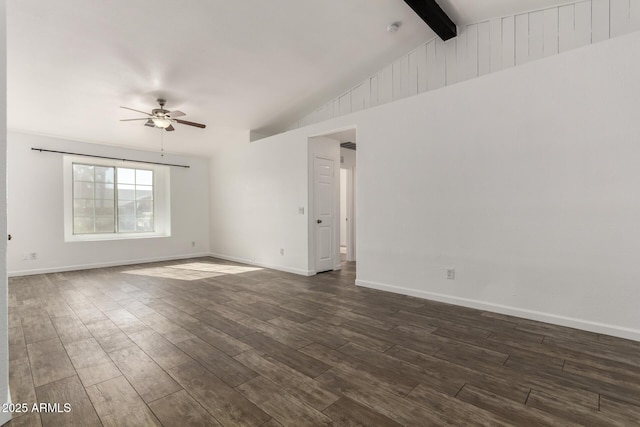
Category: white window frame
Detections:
[{"x1": 63, "y1": 155, "x2": 171, "y2": 242}]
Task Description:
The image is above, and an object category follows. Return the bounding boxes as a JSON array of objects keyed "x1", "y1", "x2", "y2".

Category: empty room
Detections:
[{"x1": 2, "y1": 0, "x2": 640, "y2": 425}]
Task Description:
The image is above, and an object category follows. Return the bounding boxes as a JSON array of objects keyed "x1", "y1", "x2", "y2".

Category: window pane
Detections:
[
  {"x1": 73, "y1": 199, "x2": 94, "y2": 217},
  {"x1": 136, "y1": 216, "x2": 154, "y2": 232},
  {"x1": 95, "y1": 216, "x2": 115, "y2": 233},
  {"x1": 95, "y1": 183, "x2": 114, "y2": 200},
  {"x1": 117, "y1": 200, "x2": 135, "y2": 216},
  {"x1": 118, "y1": 168, "x2": 135, "y2": 184},
  {"x1": 74, "y1": 217, "x2": 94, "y2": 234},
  {"x1": 73, "y1": 164, "x2": 94, "y2": 182},
  {"x1": 136, "y1": 185, "x2": 153, "y2": 201},
  {"x1": 136, "y1": 169, "x2": 153, "y2": 185},
  {"x1": 118, "y1": 216, "x2": 136, "y2": 232},
  {"x1": 94, "y1": 199, "x2": 115, "y2": 216},
  {"x1": 72, "y1": 163, "x2": 157, "y2": 236},
  {"x1": 74, "y1": 182, "x2": 94, "y2": 199},
  {"x1": 136, "y1": 200, "x2": 153, "y2": 216},
  {"x1": 95, "y1": 167, "x2": 114, "y2": 184},
  {"x1": 118, "y1": 184, "x2": 135, "y2": 201}
]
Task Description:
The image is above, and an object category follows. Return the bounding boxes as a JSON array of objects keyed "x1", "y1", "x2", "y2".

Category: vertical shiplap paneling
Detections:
[
  {"x1": 362, "y1": 77, "x2": 371, "y2": 110},
  {"x1": 392, "y1": 60, "x2": 402, "y2": 101},
  {"x1": 369, "y1": 75, "x2": 378, "y2": 107},
  {"x1": 543, "y1": 7, "x2": 560, "y2": 56},
  {"x1": 408, "y1": 50, "x2": 418, "y2": 96},
  {"x1": 426, "y1": 40, "x2": 438, "y2": 90},
  {"x1": 445, "y1": 38, "x2": 458, "y2": 85},
  {"x1": 433, "y1": 39, "x2": 447, "y2": 89},
  {"x1": 456, "y1": 29, "x2": 468, "y2": 81},
  {"x1": 559, "y1": 4, "x2": 577, "y2": 52},
  {"x1": 351, "y1": 83, "x2": 365, "y2": 113},
  {"x1": 302, "y1": 111, "x2": 315, "y2": 127},
  {"x1": 490, "y1": 18, "x2": 503, "y2": 72},
  {"x1": 574, "y1": 1, "x2": 593, "y2": 48},
  {"x1": 400, "y1": 55, "x2": 410, "y2": 99},
  {"x1": 609, "y1": 0, "x2": 629, "y2": 37},
  {"x1": 629, "y1": 0, "x2": 640, "y2": 31},
  {"x1": 502, "y1": 16, "x2": 516, "y2": 68},
  {"x1": 529, "y1": 10, "x2": 545, "y2": 61},
  {"x1": 466, "y1": 24, "x2": 479, "y2": 78},
  {"x1": 323, "y1": 104, "x2": 333, "y2": 122},
  {"x1": 515, "y1": 14, "x2": 530, "y2": 65},
  {"x1": 378, "y1": 64, "x2": 393, "y2": 105},
  {"x1": 288, "y1": 0, "x2": 631, "y2": 130},
  {"x1": 592, "y1": 0, "x2": 611, "y2": 42},
  {"x1": 477, "y1": 21, "x2": 491, "y2": 76},
  {"x1": 416, "y1": 43, "x2": 428, "y2": 93},
  {"x1": 339, "y1": 93, "x2": 351, "y2": 116},
  {"x1": 316, "y1": 104, "x2": 329, "y2": 123}
]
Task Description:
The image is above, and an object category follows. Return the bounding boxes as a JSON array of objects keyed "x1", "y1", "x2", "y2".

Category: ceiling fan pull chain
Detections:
[{"x1": 160, "y1": 128, "x2": 164, "y2": 157}]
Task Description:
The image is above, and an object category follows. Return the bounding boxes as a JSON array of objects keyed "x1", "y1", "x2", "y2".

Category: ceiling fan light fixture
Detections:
[
  {"x1": 152, "y1": 117, "x2": 172, "y2": 128},
  {"x1": 121, "y1": 99, "x2": 205, "y2": 130}
]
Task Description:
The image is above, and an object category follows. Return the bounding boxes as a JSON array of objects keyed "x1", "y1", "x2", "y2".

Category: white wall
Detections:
[
  {"x1": 209, "y1": 133, "x2": 310, "y2": 275},
  {"x1": 287, "y1": 0, "x2": 640, "y2": 131},
  {"x1": 241, "y1": 31, "x2": 640, "y2": 341},
  {"x1": 0, "y1": 1, "x2": 11, "y2": 423},
  {"x1": 7, "y1": 132, "x2": 210, "y2": 275}
]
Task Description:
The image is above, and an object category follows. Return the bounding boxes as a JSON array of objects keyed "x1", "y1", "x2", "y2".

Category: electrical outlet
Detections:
[
  {"x1": 280, "y1": 248, "x2": 284, "y2": 256},
  {"x1": 298, "y1": 207, "x2": 305, "y2": 215},
  {"x1": 446, "y1": 268, "x2": 455, "y2": 280},
  {"x1": 191, "y1": 241, "x2": 196, "y2": 247},
  {"x1": 30, "y1": 252, "x2": 38, "y2": 261}
]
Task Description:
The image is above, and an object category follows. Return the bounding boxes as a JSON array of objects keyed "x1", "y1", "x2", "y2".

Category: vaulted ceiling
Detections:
[{"x1": 8, "y1": 0, "x2": 570, "y2": 156}]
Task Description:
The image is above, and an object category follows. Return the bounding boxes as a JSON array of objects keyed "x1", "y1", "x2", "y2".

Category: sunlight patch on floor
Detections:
[{"x1": 122, "y1": 262, "x2": 263, "y2": 281}]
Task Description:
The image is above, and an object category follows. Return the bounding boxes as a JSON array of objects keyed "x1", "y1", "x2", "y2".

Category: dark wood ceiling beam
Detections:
[{"x1": 404, "y1": 0, "x2": 457, "y2": 41}]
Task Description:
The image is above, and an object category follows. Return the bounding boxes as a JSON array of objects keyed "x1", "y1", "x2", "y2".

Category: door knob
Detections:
[
  {"x1": 317, "y1": 219, "x2": 322, "y2": 224},
  {"x1": 7, "y1": 234, "x2": 11, "y2": 241}
]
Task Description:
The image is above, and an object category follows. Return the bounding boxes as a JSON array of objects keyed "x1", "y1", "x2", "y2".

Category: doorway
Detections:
[
  {"x1": 340, "y1": 145, "x2": 356, "y2": 262},
  {"x1": 308, "y1": 128, "x2": 356, "y2": 275}
]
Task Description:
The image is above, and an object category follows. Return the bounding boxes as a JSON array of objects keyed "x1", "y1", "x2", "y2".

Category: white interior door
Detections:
[{"x1": 314, "y1": 156, "x2": 335, "y2": 272}]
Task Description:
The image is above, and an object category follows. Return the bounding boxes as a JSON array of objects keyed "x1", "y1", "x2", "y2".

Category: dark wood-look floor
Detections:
[{"x1": 6, "y1": 257, "x2": 640, "y2": 426}]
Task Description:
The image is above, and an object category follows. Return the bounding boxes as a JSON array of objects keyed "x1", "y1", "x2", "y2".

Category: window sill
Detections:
[{"x1": 65, "y1": 232, "x2": 171, "y2": 243}]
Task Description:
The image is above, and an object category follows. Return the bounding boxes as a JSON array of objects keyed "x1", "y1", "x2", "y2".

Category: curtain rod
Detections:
[{"x1": 31, "y1": 148, "x2": 190, "y2": 168}]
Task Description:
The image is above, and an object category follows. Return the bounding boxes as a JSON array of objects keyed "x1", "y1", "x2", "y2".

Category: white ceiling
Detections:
[{"x1": 8, "y1": 0, "x2": 569, "y2": 156}]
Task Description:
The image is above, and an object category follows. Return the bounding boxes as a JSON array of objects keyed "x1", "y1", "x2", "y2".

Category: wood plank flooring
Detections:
[{"x1": 6, "y1": 257, "x2": 640, "y2": 426}]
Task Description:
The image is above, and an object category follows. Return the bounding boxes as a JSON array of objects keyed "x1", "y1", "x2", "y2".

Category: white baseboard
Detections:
[
  {"x1": 355, "y1": 279, "x2": 640, "y2": 342},
  {"x1": 208, "y1": 253, "x2": 315, "y2": 276},
  {"x1": 8, "y1": 252, "x2": 211, "y2": 277}
]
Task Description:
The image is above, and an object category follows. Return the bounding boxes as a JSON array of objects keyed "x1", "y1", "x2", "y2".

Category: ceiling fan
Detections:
[{"x1": 120, "y1": 98, "x2": 206, "y2": 131}]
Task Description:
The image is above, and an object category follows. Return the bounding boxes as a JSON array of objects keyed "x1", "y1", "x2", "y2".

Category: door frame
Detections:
[
  {"x1": 308, "y1": 136, "x2": 340, "y2": 274},
  {"x1": 343, "y1": 166, "x2": 356, "y2": 262}
]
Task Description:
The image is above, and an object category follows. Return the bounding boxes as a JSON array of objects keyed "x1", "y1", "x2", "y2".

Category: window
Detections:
[
  {"x1": 64, "y1": 156, "x2": 170, "y2": 241},
  {"x1": 72, "y1": 164, "x2": 154, "y2": 234}
]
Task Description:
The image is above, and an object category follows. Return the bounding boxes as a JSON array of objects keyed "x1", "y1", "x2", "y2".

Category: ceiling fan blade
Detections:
[
  {"x1": 175, "y1": 119, "x2": 206, "y2": 129},
  {"x1": 169, "y1": 110, "x2": 186, "y2": 118},
  {"x1": 120, "y1": 118, "x2": 150, "y2": 121},
  {"x1": 144, "y1": 119, "x2": 155, "y2": 127},
  {"x1": 120, "y1": 106, "x2": 152, "y2": 116},
  {"x1": 165, "y1": 125, "x2": 175, "y2": 132}
]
